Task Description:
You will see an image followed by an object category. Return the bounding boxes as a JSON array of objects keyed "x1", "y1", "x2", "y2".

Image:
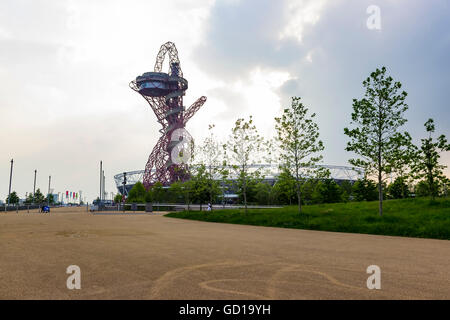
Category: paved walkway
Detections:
[{"x1": 0, "y1": 207, "x2": 448, "y2": 299}]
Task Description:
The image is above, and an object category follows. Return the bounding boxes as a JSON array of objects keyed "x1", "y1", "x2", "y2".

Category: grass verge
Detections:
[{"x1": 165, "y1": 198, "x2": 450, "y2": 240}]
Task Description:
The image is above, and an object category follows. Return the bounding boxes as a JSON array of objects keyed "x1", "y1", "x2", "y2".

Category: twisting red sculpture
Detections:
[{"x1": 130, "y1": 42, "x2": 206, "y2": 188}]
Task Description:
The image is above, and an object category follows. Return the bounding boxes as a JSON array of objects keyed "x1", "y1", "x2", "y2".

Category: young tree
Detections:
[
  {"x1": 114, "y1": 193, "x2": 123, "y2": 203},
  {"x1": 413, "y1": 119, "x2": 450, "y2": 199},
  {"x1": 224, "y1": 116, "x2": 265, "y2": 213},
  {"x1": 275, "y1": 96, "x2": 325, "y2": 214},
  {"x1": 386, "y1": 132, "x2": 417, "y2": 198},
  {"x1": 198, "y1": 124, "x2": 222, "y2": 209},
  {"x1": 34, "y1": 189, "x2": 45, "y2": 204},
  {"x1": 25, "y1": 193, "x2": 34, "y2": 205},
  {"x1": 218, "y1": 165, "x2": 230, "y2": 208},
  {"x1": 168, "y1": 181, "x2": 183, "y2": 203},
  {"x1": 6, "y1": 191, "x2": 19, "y2": 205},
  {"x1": 181, "y1": 179, "x2": 194, "y2": 211},
  {"x1": 151, "y1": 182, "x2": 165, "y2": 205},
  {"x1": 270, "y1": 168, "x2": 296, "y2": 205},
  {"x1": 126, "y1": 182, "x2": 146, "y2": 203},
  {"x1": 191, "y1": 164, "x2": 210, "y2": 211},
  {"x1": 254, "y1": 182, "x2": 272, "y2": 205},
  {"x1": 352, "y1": 178, "x2": 378, "y2": 202},
  {"x1": 344, "y1": 66, "x2": 409, "y2": 216},
  {"x1": 340, "y1": 180, "x2": 353, "y2": 202},
  {"x1": 388, "y1": 177, "x2": 409, "y2": 199},
  {"x1": 318, "y1": 179, "x2": 342, "y2": 204}
]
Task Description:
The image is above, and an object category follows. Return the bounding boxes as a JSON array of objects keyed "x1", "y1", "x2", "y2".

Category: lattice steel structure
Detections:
[{"x1": 130, "y1": 42, "x2": 206, "y2": 188}]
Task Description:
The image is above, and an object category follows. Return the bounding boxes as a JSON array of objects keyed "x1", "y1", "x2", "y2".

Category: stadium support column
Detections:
[{"x1": 7, "y1": 159, "x2": 13, "y2": 207}]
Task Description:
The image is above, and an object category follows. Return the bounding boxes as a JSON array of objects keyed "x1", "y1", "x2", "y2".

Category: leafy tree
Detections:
[
  {"x1": 413, "y1": 119, "x2": 450, "y2": 199},
  {"x1": 168, "y1": 182, "x2": 183, "y2": 203},
  {"x1": 151, "y1": 182, "x2": 165, "y2": 204},
  {"x1": 339, "y1": 180, "x2": 353, "y2": 202},
  {"x1": 224, "y1": 116, "x2": 265, "y2": 213},
  {"x1": 126, "y1": 182, "x2": 146, "y2": 203},
  {"x1": 191, "y1": 164, "x2": 210, "y2": 210},
  {"x1": 254, "y1": 182, "x2": 272, "y2": 205},
  {"x1": 301, "y1": 178, "x2": 321, "y2": 205},
  {"x1": 352, "y1": 179, "x2": 378, "y2": 201},
  {"x1": 198, "y1": 124, "x2": 223, "y2": 209},
  {"x1": 144, "y1": 189, "x2": 153, "y2": 203},
  {"x1": 25, "y1": 193, "x2": 34, "y2": 205},
  {"x1": 318, "y1": 179, "x2": 342, "y2": 204},
  {"x1": 47, "y1": 194, "x2": 55, "y2": 205},
  {"x1": 181, "y1": 179, "x2": 194, "y2": 211},
  {"x1": 114, "y1": 193, "x2": 123, "y2": 203},
  {"x1": 386, "y1": 132, "x2": 417, "y2": 187},
  {"x1": 218, "y1": 165, "x2": 230, "y2": 208},
  {"x1": 6, "y1": 191, "x2": 19, "y2": 205},
  {"x1": 270, "y1": 169, "x2": 296, "y2": 205},
  {"x1": 275, "y1": 96, "x2": 325, "y2": 213},
  {"x1": 34, "y1": 189, "x2": 45, "y2": 204},
  {"x1": 388, "y1": 177, "x2": 409, "y2": 199},
  {"x1": 344, "y1": 66, "x2": 409, "y2": 216},
  {"x1": 415, "y1": 180, "x2": 430, "y2": 197}
]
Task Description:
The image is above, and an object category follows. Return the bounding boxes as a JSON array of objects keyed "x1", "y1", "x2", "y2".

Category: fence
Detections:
[{"x1": 1, "y1": 204, "x2": 42, "y2": 212}]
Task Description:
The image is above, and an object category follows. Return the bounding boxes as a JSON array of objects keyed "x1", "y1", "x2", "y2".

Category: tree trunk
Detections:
[
  {"x1": 378, "y1": 169, "x2": 383, "y2": 216},
  {"x1": 243, "y1": 181, "x2": 247, "y2": 214},
  {"x1": 296, "y1": 180, "x2": 302, "y2": 214}
]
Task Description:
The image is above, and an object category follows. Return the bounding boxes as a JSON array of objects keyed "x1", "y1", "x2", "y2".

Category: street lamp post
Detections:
[
  {"x1": 7, "y1": 159, "x2": 13, "y2": 207},
  {"x1": 33, "y1": 169, "x2": 37, "y2": 202},
  {"x1": 47, "y1": 175, "x2": 51, "y2": 206},
  {"x1": 99, "y1": 161, "x2": 102, "y2": 205}
]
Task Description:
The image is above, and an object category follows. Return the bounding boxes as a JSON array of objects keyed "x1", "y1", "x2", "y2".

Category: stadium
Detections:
[{"x1": 114, "y1": 164, "x2": 364, "y2": 198}]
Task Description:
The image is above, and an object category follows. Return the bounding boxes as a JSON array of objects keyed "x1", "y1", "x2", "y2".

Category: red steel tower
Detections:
[{"x1": 130, "y1": 42, "x2": 206, "y2": 188}]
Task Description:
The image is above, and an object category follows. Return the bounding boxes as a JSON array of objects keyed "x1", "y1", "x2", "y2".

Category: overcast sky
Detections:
[{"x1": 1, "y1": 0, "x2": 449, "y2": 202}]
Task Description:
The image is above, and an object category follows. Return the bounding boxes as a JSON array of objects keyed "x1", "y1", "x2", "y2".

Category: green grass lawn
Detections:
[{"x1": 165, "y1": 198, "x2": 450, "y2": 240}]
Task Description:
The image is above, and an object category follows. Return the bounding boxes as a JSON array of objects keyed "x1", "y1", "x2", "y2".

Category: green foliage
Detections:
[
  {"x1": 352, "y1": 179, "x2": 378, "y2": 201},
  {"x1": 34, "y1": 189, "x2": 45, "y2": 204},
  {"x1": 114, "y1": 193, "x2": 123, "y2": 203},
  {"x1": 168, "y1": 182, "x2": 183, "y2": 203},
  {"x1": 415, "y1": 180, "x2": 431, "y2": 197},
  {"x1": 47, "y1": 194, "x2": 55, "y2": 204},
  {"x1": 6, "y1": 191, "x2": 19, "y2": 204},
  {"x1": 167, "y1": 198, "x2": 450, "y2": 240},
  {"x1": 339, "y1": 180, "x2": 353, "y2": 202},
  {"x1": 254, "y1": 182, "x2": 272, "y2": 205},
  {"x1": 151, "y1": 182, "x2": 165, "y2": 203},
  {"x1": 25, "y1": 193, "x2": 34, "y2": 204},
  {"x1": 224, "y1": 116, "x2": 265, "y2": 212},
  {"x1": 344, "y1": 66, "x2": 409, "y2": 216},
  {"x1": 413, "y1": 118, "x2": 450, "y2": 199},
  {"x1": 317, "y1": 179, "x2": 342, "y2": 204},
  {"x1": 275, "y1": 96, "x2": 324, "y2": 213},
  {"x1": 197, "y1": 124, "x2": 223, "y2": 206},
  {"x1": 270, "y1": 169, "x2": 296, "y2": 205},
  {"x1": 126, "y1": 181, "x2": 146, "y2": 203},
  {"x1": 191, "y1": 164, "x2": 211, "y2": 209},
  {"x1": 388, "y1": 177, "x2": 409, "y2": 199},
  {"x1": 181, "y1": 179, "x2": 194, "y2": 209}
]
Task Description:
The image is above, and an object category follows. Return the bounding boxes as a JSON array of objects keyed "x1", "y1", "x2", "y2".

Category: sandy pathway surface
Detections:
[{"x1": 0, "y1": 207, "x2": 449, "y2": 299}]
